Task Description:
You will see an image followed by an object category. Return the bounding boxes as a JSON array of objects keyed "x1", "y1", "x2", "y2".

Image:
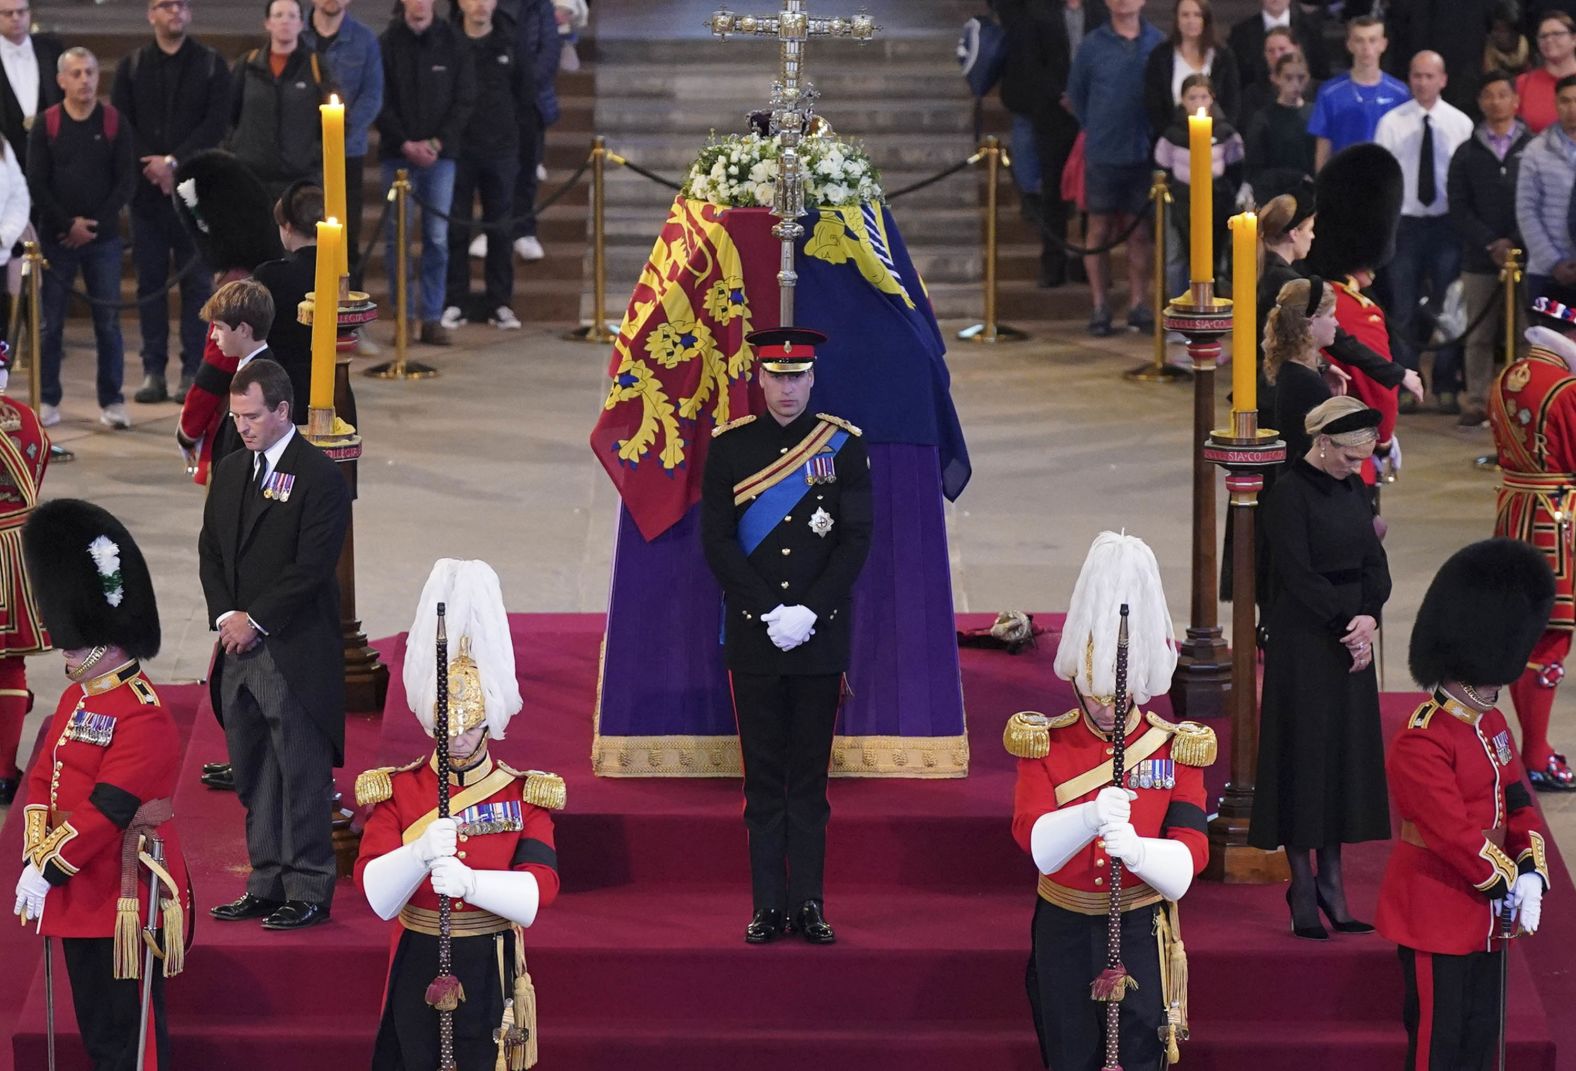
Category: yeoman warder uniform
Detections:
[
  {"x1": 356, "y1": 559, "x2": 561, "y2": 1071},
  {"x1": 13, "y1": 499, "x2": 191, "y2": 1070},
  {"x1": 700, "y1": 327, "x2": 873, "y2": 945}
]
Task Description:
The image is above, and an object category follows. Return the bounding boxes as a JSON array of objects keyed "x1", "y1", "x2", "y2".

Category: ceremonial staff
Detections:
[
  {"x1": 425, "y1": 604, "x2": 462, "y2": 1071},
  {"x1": 1091, "y1": 604, "x2": 1134, "y2": 1070}
]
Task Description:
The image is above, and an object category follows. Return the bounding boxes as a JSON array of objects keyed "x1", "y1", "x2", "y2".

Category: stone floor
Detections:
[{"x1": 7, "y1": 317, "x2": 1573, "y2": 845}]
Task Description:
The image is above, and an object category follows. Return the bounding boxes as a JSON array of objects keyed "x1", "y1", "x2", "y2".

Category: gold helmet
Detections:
[{"x1": 405, "y1": 560, "x2": 522, "y2": 739}]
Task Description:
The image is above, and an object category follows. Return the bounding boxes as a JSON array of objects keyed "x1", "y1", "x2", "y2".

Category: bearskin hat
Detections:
[
  {"x1": 173, "y1": 150, "x2": 283, "y2": 274},
  {"x1": 1305, "y1": 143, "x2": 1403, "y2": 279},
  {"x1": 23, "y1": 499, "x2": 160, "y2": 659},
  {"x1": 1409, "y1": 539, "x2": 1553, "y2": 689}
]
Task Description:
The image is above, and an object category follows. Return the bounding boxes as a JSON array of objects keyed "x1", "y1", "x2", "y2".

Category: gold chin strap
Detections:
[
  {"x1": 66, "y1": 646, "x2": 111, "y2": 683},
  {"x1": 1082, "y1": 636, "x2": 1115, "y2": 708}
]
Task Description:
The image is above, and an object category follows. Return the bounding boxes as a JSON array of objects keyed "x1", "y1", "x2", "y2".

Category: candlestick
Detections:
[
  {"x1": 1188, "y1": 108, "x2": 1212, "y2": 287},
  {"x1": 1230, "y1": 211, "x2": 1258, "y2": 423},
  {"x1": 310, "y1": 218, "x2": 343, "y2": 413},
  {"x1": 321, "y1": 95, "x2": 348, "y2": 279}
]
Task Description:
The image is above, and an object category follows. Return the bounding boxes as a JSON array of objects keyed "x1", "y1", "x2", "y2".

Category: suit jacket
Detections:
[
  {"x1": 1226, "y1": 10, "x2": 1330, "y2": 88},
  {"x1": 251, "y1": 252, "x2": 316, "y2": 415},
  {"x1": 198, "y1": 429, "x2": 351, "y2": 761},
  {"x1": 0, "y1": 33, "x2": 62, "y2": 167},
  {"x1": 992, "y1": 0, "x2": 1110, "y2": 118}
]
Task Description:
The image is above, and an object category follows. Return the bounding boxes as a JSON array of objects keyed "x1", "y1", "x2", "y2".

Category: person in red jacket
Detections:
[
  {"x1": 1007, "y1": 531, "x2": 1214, "y2": 1071},
  {"x1": 12, "y1": 499, "x2": 191, "y2": 1070},
  {"x1": 1378, "y1": 539, "x2": 1553, "y2": 1070},
  {"x1": 1487, "y1": 296, "x2": 1576, "y2": 790},
  {"x1": 355, "y1": 559, "x2": 561, "y2": 1071},
  {"x1": 0, "y1": 342, "x2": 50, "y2": 804}
]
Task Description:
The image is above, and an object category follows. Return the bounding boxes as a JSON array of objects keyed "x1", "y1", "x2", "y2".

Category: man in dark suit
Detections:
[
  {"x1": 700, "y1": 328, "x2": 873, "y2": 946},
  {"x1": 0, "y1": 4, "x2": 61, "y2": 169},
  {"x1": 198, "y1": 357, "x2": 350, "y2": 931},
  {"x1": 1227, "y1": 0, "x2": 1330, "y2": 89}
]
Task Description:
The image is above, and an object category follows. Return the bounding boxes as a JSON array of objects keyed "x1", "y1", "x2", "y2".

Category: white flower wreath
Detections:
[
  {"x1": 87, "y1": 535, "x2": 124, "y2": 608},
  {"x1": 683, "y1": 131, "x2": 884, "y2": 209}
]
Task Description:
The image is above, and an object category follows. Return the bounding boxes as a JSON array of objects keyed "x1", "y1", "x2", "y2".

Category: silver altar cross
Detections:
[{"x1": 707, "y1": 2, "x2": 878, "y2": 324}]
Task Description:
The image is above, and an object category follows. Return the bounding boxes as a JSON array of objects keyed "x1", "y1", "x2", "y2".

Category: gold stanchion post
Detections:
[
  {"x1": 958, "y1": 135, "x2": 1027, "y2": 343},
  {"x1": 566, "y1": 136, "x2": 618, "y2": 343},
  {"x1": 17, "y1": 241, "x2": 70, "y2": 461},
  {"x1": 1126, "y1": 172, "x2": 1189, "y2": 382},
  {"x1": 1474, "y1": 248, "x2": 1522, "y2": 471},
  {"x1": 365, "y1": 169, "x2": 437, "y2": 379}
]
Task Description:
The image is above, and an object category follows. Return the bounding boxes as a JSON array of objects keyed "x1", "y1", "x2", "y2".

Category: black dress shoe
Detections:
[
  {"x1": 745, "y1": 907, "x2": 787, "y2": 944},
  {"x1": 201, "y1": 765, "x2": 236, "y2": 791},
  {"x1": 210, "y1": 893, "x2": 283, "y2": 922},
  {"x1": 0, "y1": 776, "x2": 17, "y2": 805},
  {"x1": 1316, "y1": 890, "x2": 1375, "y2": 934},
  {"x1": 201, "y1": 760, "x2": 230, "y2": 775},
  {"x1": 794, "y1": 900, "x2": 836, "y2": 944},
  {"x1": 1286, "y1": 888, "x2": 1328, "y2": 941},
  {"x1": 261, "y1": 901, "x2": 330, "y2": 931}
]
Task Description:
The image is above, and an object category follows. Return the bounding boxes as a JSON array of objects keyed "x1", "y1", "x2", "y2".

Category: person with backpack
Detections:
[
  {"x1": 25, "y1": 47, "x2": 136, "y2": 431},
  {"x1": 114, "y1": 0, "x2": 234, "y2": 408},
  {"x1": 226, "y1": 0, "x2": 335, "y2": 200}
]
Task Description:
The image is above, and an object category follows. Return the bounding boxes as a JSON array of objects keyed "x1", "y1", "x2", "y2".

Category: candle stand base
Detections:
[
  {"x1": 1124, "y1": 359, "x2": 1191, "y2": 382},
  {"x1": 564, "y1": 322, "x2": 620, "y2": 344},
  {"x1": 365, "y1": 359, "x2": 439, "y2": 380}
]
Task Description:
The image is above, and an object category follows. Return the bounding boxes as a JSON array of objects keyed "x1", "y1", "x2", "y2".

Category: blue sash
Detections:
[{"x1": 737, "y1": 428, "x2": 849, "y2": 556}]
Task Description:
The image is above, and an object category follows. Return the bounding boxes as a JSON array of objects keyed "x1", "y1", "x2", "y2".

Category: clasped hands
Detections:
[
  {"x1": 1085, "y1": 786, "x2": 1146, "y2": 870},
  {"x1": 761, "y1": 604, "x2": 816, "y2": 652},
  {"x1": 412, "y1": 817, "x2": 478, "y2": 900},
  {"x1": 1341, "y1": 614, "x2": 1377, "y2": 674},
  {"x1": 218, "y1": 613, "x2": 263, "y2": 655}
]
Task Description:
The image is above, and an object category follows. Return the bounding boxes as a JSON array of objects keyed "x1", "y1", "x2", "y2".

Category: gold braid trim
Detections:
[
  {"x1": 711, "y1": 413, "x2": 756, "y2": 437},
  {"x1": 816, "y1": 412, "x2": 863, "y2": 436},
  {"x1": 1146, "y1": 712, "x2": 1217, "y2": 767},
  {"x1": 1519, "y1": 831, "x2": 1551, "y2": 888},
  {"x1": 1004, "y1": 711, "x2": 1074, "y2": 759},
  {"x1": 1155, "y1": 901, "x2": 1190, "y2": 1064},
  {"x1": 30, "y1": 821, "x2": 78, "y2": 875},
  {"x1": 1475, "y1": 839, "x2": 1518, "y2": 891},
  {"x1": 1037, "y1": 874, "x2": 1161, "y2": 914},
  {"x1": 354, "y1": 757, "x2": 424, "y2": 806},
  {"x1": 505, "y1": 768, "x2": 566, "y2": 812},
  {"x1": 399, "y1": 903, "x2": 513, "y2": 937},
  {"x1": 21, "y1": 805, "x2": 46, "y2": 860}
]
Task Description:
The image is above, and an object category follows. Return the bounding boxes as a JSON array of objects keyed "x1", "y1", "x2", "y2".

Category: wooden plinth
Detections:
[{"x1": 1205, "y1": 788, "x2": 1289, "y2": 883}]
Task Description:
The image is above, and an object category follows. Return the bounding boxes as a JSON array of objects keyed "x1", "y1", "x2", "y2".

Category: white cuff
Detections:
[
  {"x1": 362, "y1": 843, "x2": 429, "y2": 920},
  {"x1": 466, "y1": 870, "x2": 541, "y2": 928},
  {"x1": 1125, "y1": 837, "x2": 1195, "y2": 901},
  {"x1": 1030, "y1": 805, "x2": 1098, "y2": 875}
]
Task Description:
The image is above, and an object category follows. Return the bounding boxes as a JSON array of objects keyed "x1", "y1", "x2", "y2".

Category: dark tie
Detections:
[
  {"x1": 1418, "y1": 114, "x2": 1436, "y2": 208},
  {"x1": 252, "y1": 454, "x2": 268, "y2": 495},
  {"x1": 242, "y1": 453, "x2": 267, "y2": 529}
]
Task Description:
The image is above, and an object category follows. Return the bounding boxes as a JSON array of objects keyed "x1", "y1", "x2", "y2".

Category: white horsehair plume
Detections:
[
  {"x1": 404, "y1": 558, "x2": 523, "y2": 740},
  {"x1": 1053, "y1": 531, "x2": 1177, "y2": 705},
  {"x1": 1526, "y1": 325, "x2": 1576, "y2": 371}
]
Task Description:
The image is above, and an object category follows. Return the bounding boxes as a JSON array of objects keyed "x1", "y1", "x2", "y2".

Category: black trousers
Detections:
[
  {"x1": 62, "y1": 936, "x2": 169, "y2": 1071},
  {"x1": 729, "y1": 670, "x2": 842, "y2": 911},
  {"x1": 510, "y1": 119, "x2": 545, "y2": 241},
  {"x1": 1026, "y1": 899, "x2": 1166, "y2": 1071},
  {"x1": 1030, "y1": 106, "x2": 1081, "y2": 276},
  {"x1": 1398, "y1": 944, "x2": 1504, "y2": 1070},
  {"x1": 372, "y1": 929, "x2": 513, "y2": 1071},
  {"x1": 446, "y1": 151, "x2": 521, "y2": 313}
]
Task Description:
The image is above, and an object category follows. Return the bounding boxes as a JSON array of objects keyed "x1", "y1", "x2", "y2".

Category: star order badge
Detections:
[{"x1": 809, "y1": 507, "x2": 834, "y2": 537}]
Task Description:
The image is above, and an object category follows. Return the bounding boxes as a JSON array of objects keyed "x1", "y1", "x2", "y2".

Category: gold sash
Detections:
[
  {"x1": 1053, "y1": 726, "x2": 1171, "y2": 806},
  {"x1": 401, "y1": 767, "x2": 519, "y2": 844},
  {"x1": 731, "y1": 420, "x2": 837, "y2": 506}
]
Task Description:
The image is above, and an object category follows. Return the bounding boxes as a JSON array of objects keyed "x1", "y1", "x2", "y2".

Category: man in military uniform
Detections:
[
  {"x1": 1006, "y1": 532, "x2": 1213, "y2": 1070},
  {"x1": 0, "y1": 342, "x2": 49, "y2": 804},
  {"x1": 1486, "y1": 296, "x2": 1576, "y2": 790},
  {"x1": 356, "y1": 559, "x2": 562, "y2": 1071},
  {"x1": 12, "y1": 498, "x2": 191, "y2": 1070},
  {"x1": 1379, "y1": 539, "x2": 1553, "y2": 1069},
  {"x1": 700, "y1": 326, "x2": 873, "y2": 945}
]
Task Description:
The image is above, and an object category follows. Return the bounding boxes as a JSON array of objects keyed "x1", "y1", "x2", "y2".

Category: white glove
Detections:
[
  {"x1": 13, "y1": 863, "x2": 47, "y2": 925},
  {"x1": 1512, "y1": 872, "x2": 1545, "y2": 934},
  {"x1": 1100, "y1": 826, "x2": 1197, "y2": 901},
  {"x1": 429, "y1": 855, "x2": 479, "y2": 900},
  {"x1": 465, "y1": 870, "x2": 542, "y2": 928},
  {"x1": 362, "y1": 843, "x2": 432, "y2": 920},
  {"x1": 1382, "y1": 436, "x2": 1402, "y2": 475},
  {"x1": 1235, "y1": 182, "x2": 1255, "y2": 211},
  {"x1": 1100, "y1": 820, "x2": 1146, "y2": 869},
  {"x1": 1030, "y1": 807, "x2": 1101, "y2": 875},
  {"x1": 412, "y1": 817, "x2": 458, "y2": 864},
  {"x1": 1083, "y1": 786, "x2": 1134, "y2": 832},
  {"x1": 762, "y1": 604, "x2": 817, "y2": 650}
]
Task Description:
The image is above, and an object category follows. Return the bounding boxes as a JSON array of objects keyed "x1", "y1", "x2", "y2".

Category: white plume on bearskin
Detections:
[
  {"x1": 404, "y1": 559, "x2": 522, "y2": 739},
  {"x1": 1053, "y1": 531, "x2": 1177, "y2": 704}
]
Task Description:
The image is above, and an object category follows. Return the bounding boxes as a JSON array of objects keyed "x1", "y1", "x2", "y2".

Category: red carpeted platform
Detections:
[{"x1": 4, "y1": 616, "x2": 1572, "y2": 1070}]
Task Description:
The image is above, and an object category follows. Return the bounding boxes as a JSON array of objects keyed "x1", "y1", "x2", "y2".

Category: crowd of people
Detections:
[
  {"x1": 992, "y1": 0, "x2": 1576, "y2": 425},
  {"x1": 0, "y1": 0, "x2": 587, "y2": 432}
]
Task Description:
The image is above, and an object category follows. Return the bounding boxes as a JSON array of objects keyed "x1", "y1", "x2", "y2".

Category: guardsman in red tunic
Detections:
[
  {"x1": 1378, "y1": 539, "x2": 1553, "y2": 1069},
  {"x1": 12, "y1": 499, "x2": 191, "y2": 1070},
  {"x1": 1486, "y1": 300, "x2": 1576, "y2": 790},
  {"x1": 356, "y1": 560, "x2": 562, "y2": 1071},
  {"x1": 1327, "y1": 274, "x2": 1401, "y2": 486},
  {"x1": 1007, "y1": 533, "x2": 1214, "y2": 1071}
]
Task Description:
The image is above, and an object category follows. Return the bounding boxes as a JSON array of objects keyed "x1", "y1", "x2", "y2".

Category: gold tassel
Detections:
[
  {"x1": 1168, "y1": 722, "x2": 1217, "y2": 767},
  {"x1": 1002, "y1": 712, "x2": 1051, "y2": 759},
  {"x1": 1155, "y1": 902, "x2": 1190, "y2": 1064},
  {"x1": 113, "y1": 897, "x2": 142, "y2": 980},
  {"x1": 513, "y1": 967, "x2": 538, "y2": 1070},
  {"x1": 161, "y1": 898, "x2": 185, "y2": 977}
]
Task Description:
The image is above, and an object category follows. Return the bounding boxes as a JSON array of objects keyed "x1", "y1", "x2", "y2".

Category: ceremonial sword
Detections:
[{"x1": 136, "y1": 836, "x2": 167, "y2": 1071}]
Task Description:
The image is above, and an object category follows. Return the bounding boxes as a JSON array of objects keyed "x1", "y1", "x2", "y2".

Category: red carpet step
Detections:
[{"x1": 4, "y1": 617, "x2": 1570, "y2": 1070}]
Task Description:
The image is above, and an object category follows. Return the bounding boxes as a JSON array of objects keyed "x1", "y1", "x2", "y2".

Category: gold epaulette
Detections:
[
  {"x1": 354, "y1": 757, "x2": 425, "y2": 807},
  {"x1": 1145, "y1": 712, "x2": 1217, "y2": 767},
  {"x1": 1003, "y1": 709, "x2": 1077, "y2": 758},
  {"x1": 711, "y1": 414, "x2": 756, "y2": 437},
  {"x1": 816, "y1": 413, "x2": 862, "y2": 436},
  {"x1": 1407, "y1": 700, "x2": 1440, "y2": 730},
  {"x1": 499, "y1": 762, "x2": 567, "y2": 811}
]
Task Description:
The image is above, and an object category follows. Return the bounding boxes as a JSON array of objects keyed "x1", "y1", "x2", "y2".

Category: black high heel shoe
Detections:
[
  {"x1": 1316, "y1": 890, "x2": 1375, "y2": 934},
  {"x1": 1286, "y1": 888, "x2": 1328, "y2": 941}
]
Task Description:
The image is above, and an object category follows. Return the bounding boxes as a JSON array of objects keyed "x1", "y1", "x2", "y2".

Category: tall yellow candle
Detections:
[
  {"x1": 1230, "y1": 211, "x2": 1258, "y2": 417},
  {"x1": 309, "y1": 218, "x2": 342, "y2": 413},
  {"x1": 1188, "y1": 108, "x2": 1212, "y2": 286},
  {"x1": 320, "y1": 95, "x2": 348, "y2": 278}
]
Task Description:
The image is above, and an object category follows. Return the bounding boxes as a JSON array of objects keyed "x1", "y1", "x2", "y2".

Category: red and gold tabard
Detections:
[
  {"x1": 1008, "y1": 709, "x2": 1213, "y2": 912},
  {"x1": 1377, "y1": 692, "x2": 1552, "y2": 955},
  {"x1": 20, "y1": 661, "x2": 190, "y2": 938},
  {"x1": 0, "y1": 394, "x2": 50, "y2": 654},
  {"x1": 354, "y1": 753, "x2": 562, "y2": 936},
  {"x1": 1325, "y1": 278, "x2": 1399, "y2": 486},
  {"x1": 1489, "y1": 344, "x2": 1576, "y2": 631}
]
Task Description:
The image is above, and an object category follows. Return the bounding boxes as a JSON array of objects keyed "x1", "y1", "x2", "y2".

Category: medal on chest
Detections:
[
  {"x1": 1492, "y1": 730, "x2": 1514, "y2": 766},
  {"x1": 1127, "y1": 758, "x2": 1175, "y2": 791},
  {"x1": 261, "y1": 471, "x2": 295, "y2": 502},
  {"x1": 455, "y1": 799, "x2": 524, "y2": 836},
  {"x1": 62, "y1": 707, "x2": 117, "y2": 747},
  {"x1": 805, "y1": 451, "x2": 837, "y2": 486},
  {"x1": 809, "y1": 507, "x2": 834, "y2": 537}
]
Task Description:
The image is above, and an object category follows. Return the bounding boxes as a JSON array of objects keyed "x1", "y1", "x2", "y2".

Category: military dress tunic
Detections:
[
  {"x1": 0, "y1": 393, "x2": 49, "y2": 654},
  {"x1": 1008, "y1": 709, "x2": 1214, "y2": 1071},
  {"x1": 355, "y1": 754, "x2": 562, "y2": 1071},
  {"x1": 1326, "y1": 278, "x2": 1399, "y2": 486}
]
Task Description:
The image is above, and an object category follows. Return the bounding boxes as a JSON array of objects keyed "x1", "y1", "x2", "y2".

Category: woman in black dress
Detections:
[{"x1": 1248, "y1": 396, "x2": 1391, "y2": 941}]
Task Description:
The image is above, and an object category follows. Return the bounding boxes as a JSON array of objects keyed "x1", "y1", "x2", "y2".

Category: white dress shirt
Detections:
[
  {"x1": 1261, "y1": 8, "x2": 1291, "y2": 31},
  {"x1": 1170, "y1": 47, "x2": 1215, "y2": 106},
  {"x1": 216, "y1": 424, "x2": 297, "y2": 632},
  {"x1": 0, "y1": 36, "x2": 39, "y2": 125},
  {"x1": 1374, "y1": 97, "x2": 1474, "y2": 217},
  {"x1": 0, "y1": 141, "x2": 28, "y2": 263}
]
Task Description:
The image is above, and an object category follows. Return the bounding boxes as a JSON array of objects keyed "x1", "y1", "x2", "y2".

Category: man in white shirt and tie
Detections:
[
  {"x1": 1375, "y1": 50, "x2": 1474, "y2": 413},
  {"x1": 0, "y1": 3, "x2": 60, "y2": 169}
]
